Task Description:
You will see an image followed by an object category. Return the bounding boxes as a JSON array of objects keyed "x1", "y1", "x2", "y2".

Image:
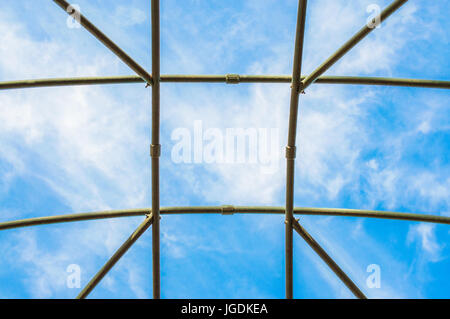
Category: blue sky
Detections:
[{"x1": 0, "y1": 0, "x2": 449, "y2": 298}]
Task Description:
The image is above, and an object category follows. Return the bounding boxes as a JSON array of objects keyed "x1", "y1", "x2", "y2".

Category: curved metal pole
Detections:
[
  {"x1": 0, "y1": 209, "x2": 149, "y2": 231},
  {"x1": 285, "y1": 0, "x2": 308, "y2": 299},
  {"x1": 0, "y1": 76, "x2": 143, "y2": 90},
  {"x1": 0, "y1": 206, "x2": 449, "y2": 231},
  {"x1": 53, "y1": 0, "x2": 152, "y2": 85},
  {"x1": 77, "y1": 214, "x2": 153, "y2": 299},
  {"x1": 301, "y1": 0, "x2": 408, "y2": 91},
  {"x1": 314, "y1": 76, "x2": 450, "y2": 89},
  {"x1": 292, "y1": 218, "x2": 367, "y2": 299},
  {"x1": 294, "y1": 207, "x2": 450, "y2": 224},
  {"x1": 1, "y1": 75, "x2": 449, "y2": 90}
]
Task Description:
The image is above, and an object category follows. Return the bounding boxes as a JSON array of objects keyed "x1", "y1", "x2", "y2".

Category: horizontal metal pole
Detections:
[
  {"x1": 77, "y1": 214, "x2": 153, "y2": 299},
  {"x1": 53, "y1": 0, "x2": 152, "y2": 85},
  {"x1": 294, "y1": 207, "x2": 450, "y2": 224},
  {"x1": 0, "y1": 76, "x2": 143, "y2": 90},
  {"x1": 0, "y1": 206, "x2": 448, "y2": 231},
  {"x1": 301, "y1": 0, "x2": 408, "y2": 91},
  {"x1": 1, "y1": 75, "x2": 449, "y2": 90},
  {"x1": 313, "y1": 76, "x2": 450, "y2": 89},
  {"x1": 292, "y1": 218, "x2": 367, "y2": 299},
  {"x1": 0, "y1": 209, "x2": 149, "y2": 231},
  {"x1": 162, "y1": 207, "x2": 450, "y2": 225}
]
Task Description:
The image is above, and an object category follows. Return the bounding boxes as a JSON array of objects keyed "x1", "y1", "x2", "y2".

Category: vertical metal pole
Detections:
[
  {"x1": 285, "y1": 0, "x2": 308, "y2": 299},
  {"x1": 151, "y1": 0, "x2": 161, "y2": 299}
]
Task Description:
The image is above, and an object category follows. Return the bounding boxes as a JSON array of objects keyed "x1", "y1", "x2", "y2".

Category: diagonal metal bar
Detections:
[
  {"x1": 53, "y1": 0, "x2": 152, "y2": 85},
  {"x1": 291, "y1": 218, "x2": 367, "y2": 299},
  {"x1": 77, "y1": 214, "x2": 154, "y2": 299},
  {"x1": 301, "y1": 0, "x2": 408, "y2": 91},
  {"x1": 285, "y1": 0, "x2": 308, "y2": 300},
  {"x1": 2, "y1": 75, "x2": 449, "y2": 90},
  {"x1": 151, "y1": 0, "x2": 161, "y2": 300}
]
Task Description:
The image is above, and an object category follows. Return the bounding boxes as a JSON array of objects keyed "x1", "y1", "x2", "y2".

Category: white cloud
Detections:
[
  {"x1": 407, "y1": 223, "x2": 442, "y2": 262},
  {"x1": 0, "y1": 9, "x2": 150, "y2": 297},
  {"x1": 113, "y1": 6, "x2": 146, "y2": 27}
]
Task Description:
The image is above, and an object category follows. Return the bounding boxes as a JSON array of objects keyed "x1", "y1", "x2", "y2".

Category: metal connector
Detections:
[
  {"x1": 225, "y1": 74, "x2": 240, "y2": 84},
  {"x1": 284, "y1": 217, "x2": 299, "y2": 225},
  {"x1": 221, "y1": 205, "x2": 235, "y2": 215},
  {"x1": 150, "y1": 144, "x2": 161, "y2": 158},
  {"x1": 285, "y1": 146, "x2": 296, "y2": 159}
]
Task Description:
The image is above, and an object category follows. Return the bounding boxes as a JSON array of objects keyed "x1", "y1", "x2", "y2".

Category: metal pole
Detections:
[
  {"x1": 53, "y1": 0, "x2": 152, "y2": 85},
  {"x1": 77, "y1": 214, "x2": 153, "y2": 299},
  {"x1": 0, "y1": 206, "x2": 448, "y2": 231},
  {"x1": 301, "y1": 0, "x2": 408, "y2": 91},
  {"x1": 0, "y1": 76, "x2": 142, "y2": 90},
  {"x1": 2, "y1": 75, "x2": 449, "y2": 90},
  {"x1": 291, "y1": 218, "x2": 367, "y2": 299},
  {"x1": 285, "y1": 0, "x2": 308, "y2": 299},
  {"x1": 151, "y1": 0, "x2": 161, "y2": 300},
  {"x1": 313, "y1": 76, "x2": 450, "y2": 88},
  {"x1": 0, "y1": 209, "x2": 149, "y2": 231}
]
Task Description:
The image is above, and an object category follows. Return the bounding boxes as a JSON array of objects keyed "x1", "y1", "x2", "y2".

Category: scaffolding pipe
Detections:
[
  {"x1": 292, "y1": 218, "x2": 367, "y2": 299},
  {"x1": 0, "y1": 209, "x2": 149, "y2": 231},
  {"x1": 77, "y1": 214, "x2": 153, "y2": 299},
  {"x1": 53, "y1": 0, "x2": 152, "y2": 85},
  {"x1": 301, "y1": 0, "x2": 408, "y2": 91},
  {"x1": 151, "y1": 0, "x2": 161, "y2": 300},
  {"x1": 285, "y1": 0, "x2": 308, "y2": 299},
  {"x1": 1, "y1": 75, "x2": 449, "y2": 90},
  {"x1": 0, "y1": 206, "x2": 449, "y2": 231}
]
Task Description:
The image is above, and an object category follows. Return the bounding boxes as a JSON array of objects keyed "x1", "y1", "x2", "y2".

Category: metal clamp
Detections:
[
  {"x1": 226, "y1": 74, "x2": 240, "y2": 84},
  {"x1": 285, "y1": 146, "x2": 296, "y2": 159},
  {"x1": 150, "y1": 144, "x2": 161, "y2": 158},
  {"x1": 291, "y1": 81, "x2": 305, "y2": 94},
  {"x1": 221, "y1": 205, "x2": 235, "y2": 215},
  {"x1": 284, "y1": 217, "x2": 299, "y2": 225},
  {"x1": 147, "y1": 213, "x2": 161, "y2": 220}
]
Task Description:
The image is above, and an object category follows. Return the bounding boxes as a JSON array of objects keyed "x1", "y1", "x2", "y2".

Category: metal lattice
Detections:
[{"x1": 1, "y1": 0, "x2": 449, "y2": 299}]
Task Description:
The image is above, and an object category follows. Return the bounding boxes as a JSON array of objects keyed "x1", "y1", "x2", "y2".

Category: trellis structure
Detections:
[{"x1": 0, "y1": 0, "x2": 449, "y2": 299}]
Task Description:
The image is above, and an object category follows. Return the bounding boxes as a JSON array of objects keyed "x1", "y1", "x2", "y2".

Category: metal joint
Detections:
[
  {"x1": 146, "y1": 213, "x2": 160, "y2": 220},
  {"x1": 221, "y1": 205, "x2": 235, "y2": 215},
  {"x1": 284, "y1": 217, "x2": 299, "y2": 225},
  {"x1": 145, "y1": 78, "x2": 154, "y2": 88},
  {"x1": 290, "y1": 81, "x2": 305, "y2": 94},
  {"x1": 150, "y1": 144, "x2": 161, "y2": 158},
  {"x1": 285, "y1": 146, "x2": 297, "y2": 159},
  {"x1": 226, "y1": 74, "x2": 240, "y2": 84},
  {"x1": 298, "y1": 81, "x2": 306, "y2": 94}
]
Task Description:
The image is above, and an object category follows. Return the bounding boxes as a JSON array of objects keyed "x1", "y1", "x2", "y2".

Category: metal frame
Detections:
[{"x1": 0, "y1": 0, "x2": 449, "y2": 299}]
